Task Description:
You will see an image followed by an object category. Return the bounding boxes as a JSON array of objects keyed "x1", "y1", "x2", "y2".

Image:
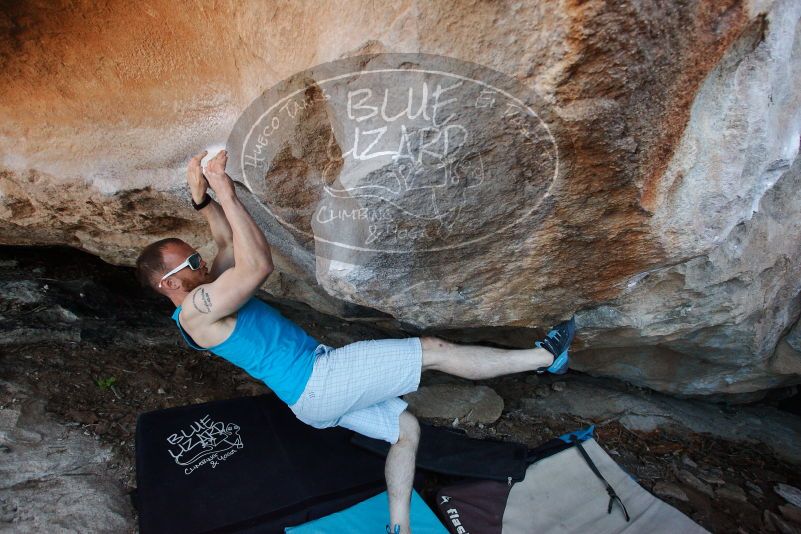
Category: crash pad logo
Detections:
[
  {"x1": 167, "y1": 414, "x2": 243, "y2": 475},
  {"x1": 227, "y1": 53, "x2": 561, "y2": 264}
]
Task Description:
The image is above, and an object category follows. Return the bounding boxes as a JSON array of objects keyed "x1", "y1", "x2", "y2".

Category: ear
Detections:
[{"x1": 163, "y1": 276, "x2": 182, "y2": 291}]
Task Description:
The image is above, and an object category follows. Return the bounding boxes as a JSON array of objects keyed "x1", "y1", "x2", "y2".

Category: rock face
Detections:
[
  {"x1": 520, "y1": 375, "x2": 801, "y2": 464},
  {"x1": 404, "y1": 384, "x2": 504, "y2": 424},
  {"x1": 0, "y1": 0, "x2": 800, "y2": 397},
  {"x1": 0, "y1": 383, "x2": 133, "y2": 532}
]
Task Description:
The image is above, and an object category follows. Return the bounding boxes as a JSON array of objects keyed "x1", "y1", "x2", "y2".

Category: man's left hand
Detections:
[{"x1": 188, "y1": 150, "x2": 210, "y2": 203}]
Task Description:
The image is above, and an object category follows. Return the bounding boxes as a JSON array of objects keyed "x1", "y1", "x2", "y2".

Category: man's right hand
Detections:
[
  {"x1": 204, "y1": 150, "x2": 235, "y2": 198},
  {"x1": 187, "y1": 150, "x2": 210, "y2": 204}
]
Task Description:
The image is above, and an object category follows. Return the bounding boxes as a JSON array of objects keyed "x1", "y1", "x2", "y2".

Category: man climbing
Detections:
[{"x1": 135, "y1": 149, "x2": 577, "y2": 534}]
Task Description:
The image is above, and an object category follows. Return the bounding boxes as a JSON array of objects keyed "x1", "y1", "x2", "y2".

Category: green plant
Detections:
[{"x1": 95, "y1": 376, "x2": 117, "y2": 390}]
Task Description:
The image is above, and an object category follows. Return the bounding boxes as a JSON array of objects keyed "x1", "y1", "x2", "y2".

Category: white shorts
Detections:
[{"x1": 288, "y1": 337, "x2": 423, "y2": 444}]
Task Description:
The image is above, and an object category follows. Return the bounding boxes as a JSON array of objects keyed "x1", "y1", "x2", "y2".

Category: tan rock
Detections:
[
  {"x1": 776, "y1": 484, "x2": 801, "y2": 509},
  {"x1": 1, "y1": 1, "x2": 800, "y2": 398},
  {"x1": 653, "y1": 481, "x2": 689, "y2": 502},
  {"x1": 676, "y1": 469, "x2": 714, "y2": 498},
  {"x1": 716, "y1": 484, "x2": 748, "y2": 503},
  {"x1": 780, "y1": 504, "x2": 801, "y2": 526},
  {"x1": 404, "y1": 384, "x2": 504, "y2": 424},
  {"x1": 765, "y1": 509, "x2": 801, "y2": 534}
]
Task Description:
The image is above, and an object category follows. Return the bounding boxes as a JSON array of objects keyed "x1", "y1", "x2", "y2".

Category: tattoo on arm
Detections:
[{"x1": 192, "y1": 288, "x2": 212, "y2": 314}]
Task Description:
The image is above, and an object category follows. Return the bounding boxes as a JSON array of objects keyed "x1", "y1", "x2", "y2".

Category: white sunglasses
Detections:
[{"x1": 158, "y1": 252, "x2": 202, "y2": 288}]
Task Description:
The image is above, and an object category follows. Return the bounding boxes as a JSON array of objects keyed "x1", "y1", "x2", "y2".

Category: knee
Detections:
[
  {"x1": 420, "y1": 336, "x2": 452, "y2": 351},
  {"x1": 397, "y1": 411, "x2": 420, "y2": 445},
  {"x1": 420, "y1": 336, "x2": 455, "y2": 371},
  {"x1": 304, "y1": 418, "x2": 339, "y2": 430}
]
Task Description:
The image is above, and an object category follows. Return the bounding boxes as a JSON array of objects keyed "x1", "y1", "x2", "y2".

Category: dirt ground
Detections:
[{"x1": 2, "y1": 245, "x2": 801, "y2": 533}]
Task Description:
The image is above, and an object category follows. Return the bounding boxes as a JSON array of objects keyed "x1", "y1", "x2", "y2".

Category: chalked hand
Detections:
[
  {"x1": 203, "y1": 150, "x2": 234, "y2": 197},
  {"x1": 187, "y1": 150, "x2": 209, "y2": 204}
]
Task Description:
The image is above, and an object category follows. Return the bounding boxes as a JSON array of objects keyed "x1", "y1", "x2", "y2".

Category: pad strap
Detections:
[{"x1": 570, "y1": 435, "x2": 631, "y2": 522}]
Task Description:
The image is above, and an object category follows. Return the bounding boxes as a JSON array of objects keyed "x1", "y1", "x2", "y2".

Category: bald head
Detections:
[{"x1": 135, "y1": 238, "x2": 186, "y2": 292}]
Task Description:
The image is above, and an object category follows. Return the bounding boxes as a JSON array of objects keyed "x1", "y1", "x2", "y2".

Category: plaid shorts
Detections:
[{"x1": 288, "y1": 337, "x2": 423, "y2": 444}]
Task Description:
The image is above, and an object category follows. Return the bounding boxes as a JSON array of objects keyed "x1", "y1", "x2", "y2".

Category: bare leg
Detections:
[
  {"x1": 420, "y1": 336, "x2": 554, "y2": 380},
  {"x1": 386, "y1": 411, "x2": 420, "y2": 534}
]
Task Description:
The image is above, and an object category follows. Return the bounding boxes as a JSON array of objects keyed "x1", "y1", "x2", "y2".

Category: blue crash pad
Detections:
[{"x1": 285, "y1": 489, "x2": 448, "y2": 533}]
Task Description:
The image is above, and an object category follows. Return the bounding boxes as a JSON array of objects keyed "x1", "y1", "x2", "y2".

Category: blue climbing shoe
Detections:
[
  {"x1": 386, "y1": 524, "x2": 401, "y2": 534},
  {"x1": 535, "y1": 315, "x2": 576, "y2": 375}
]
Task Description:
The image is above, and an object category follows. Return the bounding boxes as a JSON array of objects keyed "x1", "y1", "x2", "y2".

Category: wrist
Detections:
[
  {"x1": 191, "y1": 192, "x2": 212, "y2": 210},
  {"x1": 190, "y1": 188, "x2": 207, "y2": 204},
  {"x1": 216, "y1": 188, "x2": 237, "y2": 203}
]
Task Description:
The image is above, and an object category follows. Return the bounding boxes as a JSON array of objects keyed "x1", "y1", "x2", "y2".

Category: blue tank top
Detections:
[{"x1": 171, "y1": 296, "x2": 320, "y2": 405}]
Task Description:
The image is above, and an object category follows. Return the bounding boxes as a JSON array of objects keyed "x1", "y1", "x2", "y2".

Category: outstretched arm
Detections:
[
  {"x1": 187, "y1": 151, "x2": 235, "y2": 276},
  {"x1": 182, "y1": 150, "x2": 274, "y2": 324}
]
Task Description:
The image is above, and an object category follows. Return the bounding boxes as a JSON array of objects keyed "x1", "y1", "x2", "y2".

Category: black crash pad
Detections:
[{"x1": 134, "y1": 394, "x2": 387, "y2": 534}]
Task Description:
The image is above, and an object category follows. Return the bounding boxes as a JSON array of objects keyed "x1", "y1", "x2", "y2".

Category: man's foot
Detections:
[
  {"x1": 534, "y1": 315, "x2": 576, "y2": 375},
  {"x1": 386, "y1": 524, "x2": 401, "y2": 534}
]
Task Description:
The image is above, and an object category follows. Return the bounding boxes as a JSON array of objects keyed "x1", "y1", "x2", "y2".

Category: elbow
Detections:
[
  {"x1": 240, "y1": 249, "x2": 273, "y2": 278},
  {"x1": 256, "y1": 260, "x2": 273, "y2": 278},
  {"x1": 244, "y1": 262, "x2": 272, "y2": 287}
]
